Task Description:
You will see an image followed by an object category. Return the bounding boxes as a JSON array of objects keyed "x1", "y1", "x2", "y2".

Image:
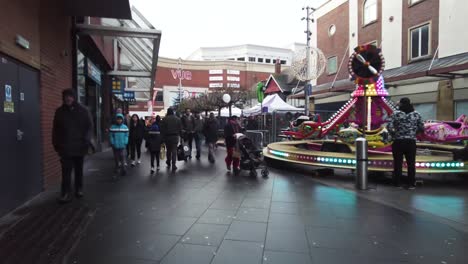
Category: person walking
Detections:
[
  {"x1": 52, "y1": 89, "x2": 93, "y2": 203},
  {"x1": 181, "y1": 108, "x2": 195, "y2": 159},
  {"x1": 204, "y1": 112, "x2": 218, "y2": 163},
  {"x1": 161, "y1": 108, "x2": 182, "y2": 171},
  {"x1": 387, "y1": 97, "x2": 424, "y2": 190},
  {"x1": 146, "y1": 116, "x2": 162, "y2": 173},
  {"x1": 129, "y1": 114, "x2": 145, "y2": 166},
  {"x1": 224, "y1": 115, "x2": 242, "y2": 175},
  {"x1": 109, "y1": 114, "x2": 129, "y2": 178},
  {"x1": 193, "y1": 112, "x2": 204, "y2": 160}
]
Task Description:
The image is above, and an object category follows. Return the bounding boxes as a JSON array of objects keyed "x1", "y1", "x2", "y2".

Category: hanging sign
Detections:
[
  {"x1": 4, "y1": 101, "x2": 14, "y2": 113},
  {"x1": 86, "y1": 59, "x2": 102, "y2": 85},
  {"x1": 112, "y1": 79, "x2": 124, "y2": 94},
  {"x1": 5, "y1": 84, "x2": 12, "y2": 102}
]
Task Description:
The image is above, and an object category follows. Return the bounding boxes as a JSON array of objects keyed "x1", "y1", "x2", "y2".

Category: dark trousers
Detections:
[
  {"x1": 194, "y1": 133, "x2": 202, "y2": 158},
  {"x1": 392, "y1": 139, "x2": 417, "y2": 186},
  {"x1": 130, "y1": 139, "x2": 142, "y2": 160},
  {"x1": 151, "y1": 151, "x2": 160, "y2": 167},
  {"x1": 113, "y1": 148, "x2": 126, "y2": 168},
  {"x1": 185, "y1": 132, "x2": 194, "y2": 155},
  {"x1": 60, "y1": 156, "x2": 84, "y2": 195},
  {"x1": 166, "y1": 142, "x2": 178, "y2": 167}
]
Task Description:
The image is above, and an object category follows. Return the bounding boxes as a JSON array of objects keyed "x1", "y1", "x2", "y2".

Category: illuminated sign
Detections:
[
  {"x1": 227, "y1": 83, "x2": 240, "y2": 88},
  {"x1": 227, "y1": 70, "x2": 240, "y2": 75},
  {"x1": 227, "y1": 76, "x2": 240, "y2": 82}
]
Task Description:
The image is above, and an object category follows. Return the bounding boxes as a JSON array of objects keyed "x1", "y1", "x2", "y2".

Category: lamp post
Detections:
[{"x1": 223, "y1": 93, "x2": 231, "y2": 117}]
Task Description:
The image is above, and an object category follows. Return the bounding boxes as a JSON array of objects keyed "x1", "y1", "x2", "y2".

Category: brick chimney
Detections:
[{"x1": 275, "y1": 59, "x2": 281, "y2": 75}]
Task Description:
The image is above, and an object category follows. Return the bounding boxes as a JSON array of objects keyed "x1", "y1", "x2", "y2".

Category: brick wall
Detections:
[
  {"x1": 39, "y1": 1, "x2": 73, "y2": 188},
  {"x1": 0, "y1": 0, "x2": 41, "y2": 68},
  {"x1": 402, "y1": 0, "x2": 439, "y2": 65},
  {"x1": 317, "y1": 1, "x2": 350, "y2": 85},
  {"x1": 358, "y1": 0, "x2": 382, "y2": 46}
]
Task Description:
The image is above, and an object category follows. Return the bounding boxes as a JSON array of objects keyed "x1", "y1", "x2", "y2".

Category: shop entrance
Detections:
[{"x1": 0, "y1": 54, "x2": 42, "y2": 216}]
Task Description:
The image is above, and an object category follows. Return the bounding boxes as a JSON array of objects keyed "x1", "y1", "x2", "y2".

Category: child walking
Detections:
[
  {"x1": 109, "y1": 113, "x2": 129, "y2": 178},
  {"x1": 146, "y1": 116, "x2": 162, "y2": 173}
]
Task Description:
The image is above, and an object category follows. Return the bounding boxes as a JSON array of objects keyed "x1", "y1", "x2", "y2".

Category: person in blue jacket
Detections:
[{"x1": 109, "y1": 113, "x2": 129, "y2": 177}]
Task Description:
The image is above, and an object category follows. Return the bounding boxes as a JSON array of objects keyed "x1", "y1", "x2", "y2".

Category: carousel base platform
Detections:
[{"x1": 264, "y1": 140, "x2": 468, "y2": 174}]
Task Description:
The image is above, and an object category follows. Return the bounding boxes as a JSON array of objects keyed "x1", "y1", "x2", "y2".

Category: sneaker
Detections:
[
  {"x1": 157, "y1": 166, "x2": 160, "y2": 171},
  {"x1": 151, "y1": 167, "x2": 155, "y2": 173},
  {"x1": 408, "y1": 185, "x2": 416, "y2": 190},
  {"x1": 137, "y1": 160, "x2": 141, "y2": 164},
  {"x1": 58, "y1": 193, "x2": 72, "y2": 204},
  {"x1": 394, "y1": 184, "x2": 403, "y2": 189},
  {"x1": 124, "y1": 162, "x2": 128, "y2": 166},
  {"x1": 75, "y1": 190, "x2": 84, "y2": 198},
  {"x1": 172, "y1": 166, "x2": 178, "y2": 172},
  {"x1": 233, "y1": 168, "x2": 240, "y2": 176},
  {"x1": 131, "y1": 160, "x2": 136, "y2": 167},
  {"x1": 226, "y1": 164, "x2": 231, "y2": 171}
]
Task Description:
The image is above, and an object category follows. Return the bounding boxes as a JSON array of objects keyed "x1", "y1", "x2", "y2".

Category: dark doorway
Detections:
[{"x1": 0, "y1": 54, "x2": 42, "y2": 216}]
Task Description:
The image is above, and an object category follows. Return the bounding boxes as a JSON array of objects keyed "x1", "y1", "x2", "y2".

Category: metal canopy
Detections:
[
  {"x1": 65, "y1": 0, "x2": 132, "y2": 19},
  {"x1": 75, "y1": 8, "x2": 161, "y2": 103},
  {"x1": 75, "y1": 24, "x2": 161, "y2": 39}
]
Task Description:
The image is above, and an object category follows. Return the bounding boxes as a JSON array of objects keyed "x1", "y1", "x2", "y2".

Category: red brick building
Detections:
[
  {"x1": 0, "y1": 0, "x2": 134, "y2": 216},
  {"x1": 136, "y1": 57, "x2": 278, "y2": 114}
]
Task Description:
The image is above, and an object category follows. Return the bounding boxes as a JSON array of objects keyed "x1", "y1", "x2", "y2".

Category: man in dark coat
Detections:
[
  {"x1": 52, "y1": 89, "x2": 93, "y2": 203},
  {"x1": 161, "y1": 108, "x2": 183, "y2": 171},
  {"x1": 181, "y1": 108, "x2": 195, "y2": 158},
  {"x1": 204, "y1": 113, "x2": 218, "y2": 163}
]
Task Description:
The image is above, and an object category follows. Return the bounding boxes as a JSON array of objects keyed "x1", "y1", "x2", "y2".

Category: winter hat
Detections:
[{"x1": 116, "y1": 113, "x2": 124, "y2": 119}]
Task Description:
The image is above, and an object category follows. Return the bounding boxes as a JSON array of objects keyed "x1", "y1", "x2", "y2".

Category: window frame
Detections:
[
  {"x1": 265, "y1": 58, "x2": 271, "y2": 63},
  {"x1": 408, "y1": 22, "x2": 432, "y2": 62},
  {"x1": 362, "y1": 0, "x2": 378, "y2": 26},
  {"x1": 248, "y1": 57, "x2": 256, "y2": 62},
  {"x1": 257, "y1": 58, "x2": 264, "y2": 63},
  {"x1": 327, "y1": 56, "x2": 338, "y2": 75}
]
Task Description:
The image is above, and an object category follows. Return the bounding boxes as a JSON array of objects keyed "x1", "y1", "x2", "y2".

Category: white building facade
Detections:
[{"x1": 187, "y1": 43, "x2": 306, "y2": 66}]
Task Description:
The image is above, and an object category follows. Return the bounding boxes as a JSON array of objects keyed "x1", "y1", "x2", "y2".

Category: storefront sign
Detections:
[
  {"x1": 209, "y1": 83, "x2": 223, "y2": 88},
  {"x1": 171, "y1": 69, "x2": 192, "y2": 80},
  {"x1": 209, "y1": 69, "x2": 223, "y2": 74},
  {"x1": 123, "y1": 91, "x2": 135, "y2": 101},
  {"x1": 227, "y1": 76, "x2": 240, "y2": 82},
  {"x1": 112, "y1": 80, "x2": 124, "y2": 94},
  {"x1": 5, "y1": 84, "x2": 12, "y2": 102},
  {"x1": 4, "y1": 101, "x2": 14, "y2": 113},
  {"x1": 227, "y1": 70, "x2": 240, "y2": 75},
  {"x1": 209, "y1": 76, "x2": 223, "y2": 81},
  {"x1": 227, "y1": 83, "x2": 240, "y2": 88},
  {"x1": 86, "y1": 59, "x2": 102, "y2": 85}
]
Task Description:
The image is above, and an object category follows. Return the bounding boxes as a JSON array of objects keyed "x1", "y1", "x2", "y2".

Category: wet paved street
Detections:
[
  {"x1": 63, "y1": 148, "x2": 468, "y2": 264},
  {"x1": 3, "y1": 148, "x2": 468, "y2": 264}
]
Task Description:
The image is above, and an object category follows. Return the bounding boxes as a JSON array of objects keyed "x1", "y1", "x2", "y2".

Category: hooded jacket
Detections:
[
  {"x1": 145, "y1": 122, "x2": 162, "y2": 152},
  {"x1": 52, "y1": 100, "x2": 93, "y2": 157},
  {"x1": 109, "y1": 114, "x2": 129, "y2": 149}
]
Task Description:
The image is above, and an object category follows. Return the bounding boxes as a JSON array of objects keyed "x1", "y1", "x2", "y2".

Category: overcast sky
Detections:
[{"x1": 130, "y1": 0, "x2": 327, "y2": 59}]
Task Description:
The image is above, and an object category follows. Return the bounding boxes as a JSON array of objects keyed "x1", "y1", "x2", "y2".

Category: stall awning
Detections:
[{"x1": 65, "y1": 0, "x2": 132, "y2": 19}]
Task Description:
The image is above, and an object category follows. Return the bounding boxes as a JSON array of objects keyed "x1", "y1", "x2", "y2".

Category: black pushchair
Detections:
[{"x1": 235, "y1": 133, "x2": 269, "y2": 177}]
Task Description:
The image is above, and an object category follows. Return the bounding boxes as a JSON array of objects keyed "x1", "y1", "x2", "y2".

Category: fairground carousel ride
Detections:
[{"x1": 265, "y1": 45, "x2": 468, "y2": 174}]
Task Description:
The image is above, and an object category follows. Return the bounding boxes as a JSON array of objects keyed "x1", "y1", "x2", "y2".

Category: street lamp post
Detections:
[{"x1": 223, "y1": 93, "x2": 231, "y2": 117}]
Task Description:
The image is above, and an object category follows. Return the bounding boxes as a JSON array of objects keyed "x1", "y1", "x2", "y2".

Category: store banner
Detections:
[
  {"x1": 86, "y1": 59, "x2": 102, "y2": 85},
  {"x1": 112, "y1": 79, "x2": 124, "y2": 94},
  {"x1": 123, "y1": 91, "x2": 135, "y2": 101}
]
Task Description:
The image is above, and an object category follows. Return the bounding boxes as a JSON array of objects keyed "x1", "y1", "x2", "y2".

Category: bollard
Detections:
[{"x1": 355, "y1": 137, "x2": 368, "y2": 190}]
